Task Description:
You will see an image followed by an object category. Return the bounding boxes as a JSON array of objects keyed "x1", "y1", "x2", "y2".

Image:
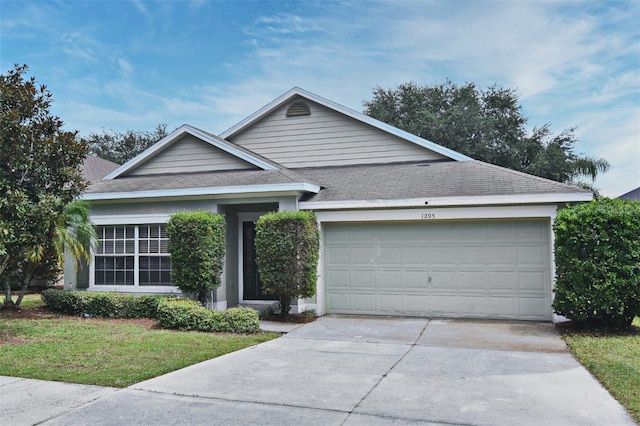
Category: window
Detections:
[{"x1": 94, "y1": 225, "x2": 172, "y2": 286}]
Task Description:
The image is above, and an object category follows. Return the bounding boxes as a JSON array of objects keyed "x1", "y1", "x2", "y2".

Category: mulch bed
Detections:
[{"x1": 0, "y1": 304, "x2": 158, "y2": 328}]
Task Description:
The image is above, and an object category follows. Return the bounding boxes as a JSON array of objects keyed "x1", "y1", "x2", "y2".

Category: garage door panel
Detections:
[
  {"x1": 324, "y1": 220, "x2": 551, "y2": 320},
  {"x1": 380, "y1": 294, "x2": 403, "y2": 312},
  {"x1": 380, "y1": 270, "x2": 402, "y2": 289},
  {"x1": 377, "y1": 247, "x2": 404, "y2": 265},
  {"x1": 488, "y1": 271, "x2": 516, "y2": 290},
  {"x1": 353, "y1": 247, "x2": 375, "y2": 265},
  {"x1": 353, "y1": 269, "x2": 376, "y2": 288},
  {"x1": 458, "y1": 296, "x2": 489, "y2": 316},
  {"x1": 430, "y1": 270, "x2": 458, "y2": 289},
  {"x1": 402, "y1": 295, "x2": 429, "y2": 313},
  {"x1": 518, "y1": 271, "x2": 547, "y2": 291},
  {"x1": 325, "y1": 246, "x2": 351, "y2": 265},
  {"x1": 488, "y1": 247, "x2": 517, "y2": 265},
  {"x1": 458, "y1": 271, "x2": 488, "y2": 290},
  {"x1": 327, "y1": 293, "x2": 351, "y2": 311},
  {"x1": 518, "y1": 246, "x2": 547, "y2": 265},
  {"x1": 353, "y1": 294, "x2": 376, "y2": 312},
  {"x1": 326, "y1": 270, "x2": 350, "y2": 289},
  {"x1": 405, "y1": 271, "x2": 428, "y2": 289},
  {"x1": 429, "y1": 295, "x2": 459, "y2": 316}
]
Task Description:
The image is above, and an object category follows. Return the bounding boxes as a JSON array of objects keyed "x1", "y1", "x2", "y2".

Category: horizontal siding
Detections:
[
  {"x1": 229, "y1": 98, "x2": 446, "y2": 168},
  {"x1": 126, "y1": 135, "x2": 257, "y2": 176}
]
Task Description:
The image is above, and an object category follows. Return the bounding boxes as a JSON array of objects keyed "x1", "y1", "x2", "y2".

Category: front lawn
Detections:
[
  {"x1": 0, "y1": 295, "x2": 278, "y2": 387},
  {"x1": 561, "y1": 317, "x2": 640, "y2": 423}
]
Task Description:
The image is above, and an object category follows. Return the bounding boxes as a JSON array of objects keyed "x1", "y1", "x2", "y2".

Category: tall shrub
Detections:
[
  {"x1": 553, "y1": 198, "x2": 640, "y2": 329},
  {"x1": 255, "y1": 211, "x2": 319, "y2": 318},
  {"x1": 167, "y1": 211, "x2": 225, "y2": 306}
]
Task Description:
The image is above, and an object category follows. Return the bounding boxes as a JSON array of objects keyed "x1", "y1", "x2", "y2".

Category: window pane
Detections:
[{"x1": 104, "y1": 241, "x2": 114, "y2": 254}]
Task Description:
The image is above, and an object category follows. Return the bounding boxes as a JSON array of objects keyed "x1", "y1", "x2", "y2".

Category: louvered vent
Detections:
[{"x1": 286, "y1": 101, "x2": 311, "y2": 117}]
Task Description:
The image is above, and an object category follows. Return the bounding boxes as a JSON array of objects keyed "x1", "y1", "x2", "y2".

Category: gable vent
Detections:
[{"x1": 286, "y1": 101, "x2": 311, "y2": 117}]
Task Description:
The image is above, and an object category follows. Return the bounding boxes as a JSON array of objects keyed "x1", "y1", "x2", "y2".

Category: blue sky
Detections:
[{"x1": 1, "y1": 0, "x2": 638, "y2": 197}]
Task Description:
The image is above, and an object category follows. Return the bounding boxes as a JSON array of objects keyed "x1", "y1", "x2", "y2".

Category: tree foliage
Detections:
[
  {"x1": 552, "y1": 198, "x2": 640, "y2": 329},
  {"x1": 166, "y1": 211, "x2": 226, "y2": 306},
  {"x1": 86, "y1": 123, "x2": 168, "y2": 164},
  {"x1": 255, "y1": 211, "x2": 319, "y2": 318},
  {"x1": 364, "y1": 81, "x2": 609, "y2": 189},
  {"x1": 0, "y1": 64, "x2": 88, "y2": 308}
]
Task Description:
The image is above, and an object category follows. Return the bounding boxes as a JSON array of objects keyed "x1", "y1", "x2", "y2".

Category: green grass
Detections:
[
  {"x1": 0, "y1": 297, "x2": 279, "y2": 387},
  {"x1": 561, "y1": 317, "x2": 640, "y2": 423},
  {"x1": 12, "y1": 293, "x2": 45, "y2": 308}
]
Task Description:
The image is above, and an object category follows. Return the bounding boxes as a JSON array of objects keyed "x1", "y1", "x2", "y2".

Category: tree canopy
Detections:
[
  {"x1": 0, "y1": 64, "x2": 88, "y2": 307},
  {"x1": 363, "y1": 81, "x2": 609, "y2": 189},
  {"x1": 86, "y1": 123, "x2": 168, "y2": 164}
]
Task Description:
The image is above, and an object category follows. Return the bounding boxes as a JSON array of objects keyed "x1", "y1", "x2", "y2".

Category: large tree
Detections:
[
  {"x1": 364, "y1": 81, "x2": 609, "y2": 189},
  {"x1": 0, "y1": 64, "x2": 88, "y2": 308},
  {"x1": 86, "y1": 123, "x2": 168, "y2": 164}
]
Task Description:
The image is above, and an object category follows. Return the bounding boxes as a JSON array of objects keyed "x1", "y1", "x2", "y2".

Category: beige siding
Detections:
[
  {"x1": 229, "y1": 98, "x2": 446, "y2": 168},
  {"x1": 126, "y1": 135, "x2": 257, "y2": 176}
]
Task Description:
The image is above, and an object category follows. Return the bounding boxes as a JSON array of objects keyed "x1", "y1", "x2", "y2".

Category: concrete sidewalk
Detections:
[{"x1": 1, "y1": 317, "x2": 636, "y2": 425}]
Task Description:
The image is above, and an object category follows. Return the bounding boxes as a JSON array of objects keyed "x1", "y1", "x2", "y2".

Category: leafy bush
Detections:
[
  {"x1": 41, "y1": 289, "x2": 163, "y2": 318},
  {"x1": 156, "y1": 298, "x2": 259, "y2": 333},
  {"x1": 553, "y1": 198, "x2": 640, "y2": 329},
  {"x1": 167, "y1": 211, "x2": 225, "y2": 306},
  {"x1": 255, "y1": 211, "x2": 319, "y2": 318}
]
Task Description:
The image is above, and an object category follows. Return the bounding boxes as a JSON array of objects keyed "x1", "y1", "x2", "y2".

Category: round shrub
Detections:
[
  {"x1": 552, "y1": 198, "x2": 640, "y2": 329},
  {"x1": 156, "y1": 298, "x2": 260, "y2": 333}
]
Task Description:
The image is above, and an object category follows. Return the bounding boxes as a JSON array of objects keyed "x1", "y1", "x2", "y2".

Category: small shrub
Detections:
[
  {"x1": 156, "y1": 299, "x2": 259, "y2": 333},
  {"x1": 41, "y1": 289, "x2": 163, "y2": 318},
  {"x1": 553, "y1": 198, "x2": 640, "y2": 329}
]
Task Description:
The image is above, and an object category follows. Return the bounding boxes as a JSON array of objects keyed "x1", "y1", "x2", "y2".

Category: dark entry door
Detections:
[{"x1": 242, "y1": 221, "x2": 277, "y2": 301}]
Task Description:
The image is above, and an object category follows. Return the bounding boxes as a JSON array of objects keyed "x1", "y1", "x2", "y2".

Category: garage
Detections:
[{"x1": 323, "y1": 219, "x2": 552, "y2": 320}]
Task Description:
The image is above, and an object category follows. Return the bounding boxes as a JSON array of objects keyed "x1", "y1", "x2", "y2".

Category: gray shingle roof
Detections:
[
  {"x1": 87, "y1": 168, "x2": 316, "y2": 194},
  {"x1": 297, "y1": 160, "x2": 588, "y2": 202},
  {"x1": 81, "y1": 155, "x2": 120, "y2": 181},
  {"x1": 86, "y1": 159, "x2": 589, "y2": 202},
  {"x1": 618, "y1": 187, "x2": 640, "y2": 201}
]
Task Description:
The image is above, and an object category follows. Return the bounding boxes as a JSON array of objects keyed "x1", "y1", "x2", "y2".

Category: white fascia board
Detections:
[
  {"x1": 104, "y1": 124, "x2": 277, "y2": 180},
  {"x1": 219, "y1": 87, "x2": 473, "y2": 162},
  {"x1": 315, "y1": 205, "x2": 560, "y2": 223},
  {"x1": 82, "y1": 182, "x2": 321, "y2": 201},
  {"x1": 91, "y1": 213, "x2": 172, "y2": 225},
  {"x1": 300, "y1": 192, "x2": 593, "y2": 210}
]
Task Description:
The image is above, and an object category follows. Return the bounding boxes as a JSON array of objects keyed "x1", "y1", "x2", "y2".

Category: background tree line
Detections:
[{"x1": 363, "y1": 81, "x2": 609, "y2": 191}]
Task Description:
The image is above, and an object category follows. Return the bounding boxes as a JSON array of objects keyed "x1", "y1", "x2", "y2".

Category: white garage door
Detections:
[{"x1": 324, "y1": 220, "x2": 551, "y2": 320}]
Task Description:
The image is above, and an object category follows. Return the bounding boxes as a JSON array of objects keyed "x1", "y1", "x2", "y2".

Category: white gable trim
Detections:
[
  {"x1": 104, "y1": 124, "x2": 278, "y2": 180},
  {"x1": 219, "y1": 87, "x2": 473, "y2": 162},
  {"x1": 300, "y1": 192, "x2": 592, "y2": 210},
  {"x1": 82, "y1": 182, "x2": 321, "y2": 201}
]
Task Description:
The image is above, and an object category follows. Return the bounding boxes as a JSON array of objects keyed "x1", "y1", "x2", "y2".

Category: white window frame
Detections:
[{"x1": 89, "y1": 216, "x2": 180, "y2": 294}]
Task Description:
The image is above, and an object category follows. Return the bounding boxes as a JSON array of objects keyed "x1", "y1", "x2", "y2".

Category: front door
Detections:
[{"x1": 241, "y1": 220, "x2": 277, "y2": 301}]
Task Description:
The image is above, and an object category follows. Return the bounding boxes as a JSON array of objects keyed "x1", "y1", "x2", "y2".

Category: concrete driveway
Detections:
[{"x1": 12, "y1": 316, "x2": 636, "y2": 425}]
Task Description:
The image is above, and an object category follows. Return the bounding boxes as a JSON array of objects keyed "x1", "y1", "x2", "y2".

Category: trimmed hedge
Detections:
[
  {"x1": 553, "y1": 198, "x2": 640, "y2": 329},
  {"x1": 255, "y1": 211, "x2": 319, "y2": 317},
  {"x1": 167, "y1": 210, "x2": 226, "y2": 306},
  {"x1": 41, "y1": 289, "x2": 163, "y2": 318},
  {"x1": 42, "y1": 289, "x2": 261, "y2": 333},
  {"x1": 156, "y1": 298, "x2": 260, "y2": 333}
]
